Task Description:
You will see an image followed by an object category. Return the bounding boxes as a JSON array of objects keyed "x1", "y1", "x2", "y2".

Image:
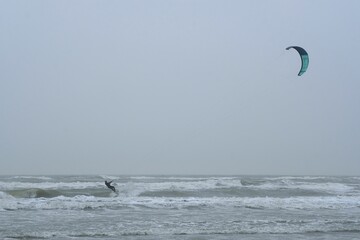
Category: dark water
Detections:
[{"x1": 1, "y1": 175, "x2": 360, "y2": 239}]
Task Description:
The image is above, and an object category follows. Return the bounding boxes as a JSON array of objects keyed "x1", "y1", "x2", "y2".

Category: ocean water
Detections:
[{"x1": 1, "y1": 175, "x2": 360, "y2": 240}]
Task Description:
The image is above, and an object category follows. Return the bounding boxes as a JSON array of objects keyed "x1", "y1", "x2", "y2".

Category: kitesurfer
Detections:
[{"x1": 105, "y1": 180, "x2": 116, "y2": 192}]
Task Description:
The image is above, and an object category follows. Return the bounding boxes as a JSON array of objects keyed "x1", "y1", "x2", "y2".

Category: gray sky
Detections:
[{"x1": 1, "y1": 0, "x2": 359, "y2": 175}]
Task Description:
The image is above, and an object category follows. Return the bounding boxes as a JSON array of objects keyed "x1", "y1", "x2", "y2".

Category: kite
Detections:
[{"x1": 286, "y1": 46, "x2": 309, "y2": 76}]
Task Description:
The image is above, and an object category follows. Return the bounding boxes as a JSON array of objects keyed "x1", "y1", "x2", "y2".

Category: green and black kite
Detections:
[{"x1": 286, "y1": 46, "x2": 309, "y2": 76}]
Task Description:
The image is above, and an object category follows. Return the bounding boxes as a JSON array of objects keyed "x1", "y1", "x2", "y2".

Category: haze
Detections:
[{"x1": 1, "y1": 1, "x2": 359, "y2": 175}]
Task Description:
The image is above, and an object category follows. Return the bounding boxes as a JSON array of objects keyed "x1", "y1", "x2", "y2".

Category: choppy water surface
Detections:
[{"x1": 1, "y1": 175, "x2": 360, "y2": 239}]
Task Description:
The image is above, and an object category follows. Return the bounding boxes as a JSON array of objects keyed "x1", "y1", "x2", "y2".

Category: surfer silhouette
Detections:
[{"x1": 105, "y1": 180, "x2": 116, "y2": 192}]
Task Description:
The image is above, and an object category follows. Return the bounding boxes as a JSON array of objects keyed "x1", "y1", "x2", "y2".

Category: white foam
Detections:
[
  {"x1": 99, "y1": 175, "x2": 121, "y2": 181},
  {"x1": 2, "y1": 193, "x2": 360, "y2": 211},
  {"x1": 0, "y1": 181, "x2": 102, "y2": 191},
  {"x1": 253, "y1": 181, "x2": 355, "y2": 195},
  {"x1": 125, "y1": 178, "x2": 242, "y2": 192},
  {"x1": 98, "y1": 177, "x2": 243, "y2": 197},
  {"x1": 10, "y1": 176, "x2": 53, "y2": 180},
  {"x1": 264, "y1": 176, "x2": 329, "y2": 181}
]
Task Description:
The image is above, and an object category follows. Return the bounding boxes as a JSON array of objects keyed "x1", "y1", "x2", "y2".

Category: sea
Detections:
[{"x1": 1, "y1": 175, "x2": 360, "y2": 240}]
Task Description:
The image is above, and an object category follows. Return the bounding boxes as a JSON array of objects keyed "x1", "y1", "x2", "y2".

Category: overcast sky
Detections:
[{"x1": 1, "y1": 0, "x2": 359, "y2": 175}]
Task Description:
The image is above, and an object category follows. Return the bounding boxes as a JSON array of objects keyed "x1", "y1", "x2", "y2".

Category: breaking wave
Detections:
[
  {"x1": 1, "y1": 175, "x2": 360, "y2": 212},
  {"x1": 6, "y1": 188, "x2": 62, "y2": 198},
  {"x1": 1, "y1": 191, "x2": 360, "y2": 211}
]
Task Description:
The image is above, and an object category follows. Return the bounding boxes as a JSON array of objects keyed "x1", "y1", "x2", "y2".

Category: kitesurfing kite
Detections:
[{"x1": 286, "y1": 46, "x2": 309, "y2": 76}]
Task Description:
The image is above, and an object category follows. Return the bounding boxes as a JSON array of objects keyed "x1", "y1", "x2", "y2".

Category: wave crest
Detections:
[{"x1": 7, "y1": 188, "x2": 62, "y2": 198}]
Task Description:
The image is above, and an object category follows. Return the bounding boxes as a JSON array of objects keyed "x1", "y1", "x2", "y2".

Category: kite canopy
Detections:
[{"x1": 286, "y1": 46, "x2": 309, "y2": 76}]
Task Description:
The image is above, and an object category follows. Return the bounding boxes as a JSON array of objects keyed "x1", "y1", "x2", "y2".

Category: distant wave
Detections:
[
  {"x1": 10, "y1": 176, "x2": 53, "y2": 180},
  {"x1": 0, "y1": 181, "x2": 103, "y2": 191},
  {"x1": 139, "y1": 189, "x2": 193, "y2": 198},
  {"x1": 98, "y1": 175, "x2": 122, "y2": 180},
  {"x1": 240, "y1": 177, "x2": 357, "y2": 195},
  {"x1": 1, "y1": 175, "x2": 360, "y2": 211},
  {"x1": 1, "y1": 176, "x2": 359, "y2": 198},
  {"x1": 7, "y1": 188, "x2": 63, "y2": 198}
]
